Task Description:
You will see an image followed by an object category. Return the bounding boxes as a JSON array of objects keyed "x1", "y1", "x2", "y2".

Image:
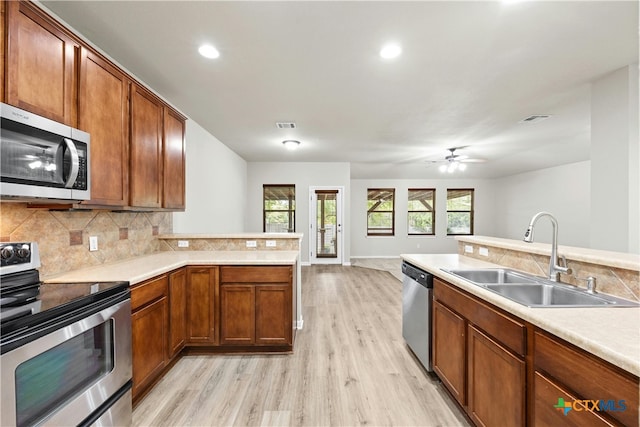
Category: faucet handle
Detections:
[
  {"x1": 586, "y1": 276, "x2": 597, "y2": 293},
  {"x1": 557, "y1": 255, "x2": 572, "y2": 276}
]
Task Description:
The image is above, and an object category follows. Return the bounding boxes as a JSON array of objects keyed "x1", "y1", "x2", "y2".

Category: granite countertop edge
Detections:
[{"x1": 401, "y1": 253, "x2": 640, "y2": 378}]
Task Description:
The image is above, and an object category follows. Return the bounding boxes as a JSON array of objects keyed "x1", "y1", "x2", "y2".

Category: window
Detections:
[
  {"x1": 447, "y1": 189, "x2": 474, "y2": 235},
  {"x1": 408, "y1": 188, "x2": 435, "y2": 235},
  {"x1": 263, "y1": 185, "x2": 295, "y2": 232},
  {"x1": 367, "y1": 188, "x2": 395, "y2": 236}
]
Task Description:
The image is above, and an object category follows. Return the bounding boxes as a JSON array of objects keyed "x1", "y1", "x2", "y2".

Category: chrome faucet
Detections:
[{"x1": 523, "y1": 212, "x2": 571, "y2": 281}]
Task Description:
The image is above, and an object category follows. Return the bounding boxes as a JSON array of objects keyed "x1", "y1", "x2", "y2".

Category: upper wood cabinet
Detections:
[
  {"x1": 163, "y1": 108, "x2": 186, "y2": 209},
  {"x1": 130, "y1": 84, "x2": 164, "y2": 208},
  {"x1": 3, "y1": 1, "x2": 187, "y2": 212},
  {"x1": 78, "y1": 48, "x2": 130, "y2": 207},
  {"x1": 5, "y1": 1, "x2": 78, "y2": 126}
]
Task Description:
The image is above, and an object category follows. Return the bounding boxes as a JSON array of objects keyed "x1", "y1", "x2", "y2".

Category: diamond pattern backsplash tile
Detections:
[{"x1": 0, "y1": 203, "x2": 172, "y2": 278}]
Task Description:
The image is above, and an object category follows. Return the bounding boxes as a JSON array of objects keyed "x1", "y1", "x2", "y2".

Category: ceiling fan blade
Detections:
[{"x1": 460, "y1": 158, "x2": 486, "y2": 163}]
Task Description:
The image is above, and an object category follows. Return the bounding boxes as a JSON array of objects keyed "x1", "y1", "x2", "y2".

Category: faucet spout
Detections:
[{"x1": 523, "y1": 211, "x2": 570, "y2": 281}]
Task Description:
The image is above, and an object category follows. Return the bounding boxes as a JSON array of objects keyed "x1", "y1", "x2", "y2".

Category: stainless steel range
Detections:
[{"x1": 0, "y1": 242, "x2": 132, "y2": 427}]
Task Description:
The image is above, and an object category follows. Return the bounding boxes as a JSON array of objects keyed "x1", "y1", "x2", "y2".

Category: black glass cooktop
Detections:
[{"x1": 1, "y1": 280, "x2": 129, "y2": 340}]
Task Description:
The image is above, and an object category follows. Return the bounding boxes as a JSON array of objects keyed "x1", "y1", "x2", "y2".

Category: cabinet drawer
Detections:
[
  {"x1": 131, "y1": 275, "x2": 168, "y2": 311},
  {"x1": 220, "y1": 266, "x2": 291, "y2": 283},
  {"x1": 534, "y1": 330, "x2": 638, "y2": 427},
  {"x1": 434, "y1": 278, "x2": 526, "y2": 356}
]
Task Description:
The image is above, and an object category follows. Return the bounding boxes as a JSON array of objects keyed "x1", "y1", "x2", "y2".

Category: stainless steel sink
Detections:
[
  {"x1": 442, "y1": 268, "x2": 640, "y2": 308},
  {"x1": 446, "y1": 268, "x2": 538, "y2": 284},
  {"x1": 485, "y1": 283, "x2": 613, "y2": 307}
]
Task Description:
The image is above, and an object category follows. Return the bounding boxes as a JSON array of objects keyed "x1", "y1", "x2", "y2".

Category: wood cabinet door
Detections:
[
  {"x1": 169, "y1": 268, "x2": 187, "y2": 358},
  {"x1": 220, "y1": 284, "x2": 255, "y2": 345},
  {"x1": 162, "y1": 108, "x2": 186, "y2": 209},
  {"x1": 78, "y1": 48, "x2": 130, "y2": 206},
  {"x1": 467, "y1": 324, "x2": 526, "y2": 427},
  {"x1": 255, "y1": 284, "x2": 292, "y2": 346},
  {"x1": 433, "y1": 300, "x2": 467, "y2": 405},
  {"x1": 186, "y1": 267, "x2": 218, "y2": 344},
  {"x1": 130, "y1": 84, "x2": 163, "y2": 208},
  {"x1": 132, "y1": 296, "x2": 168, "y2": 399},
  {"x1": 533, "y1": 371, "x2": 615, "y2": 427},
  {"x1": 6, "y1": 1, "x2": 78, "y2": 125}
]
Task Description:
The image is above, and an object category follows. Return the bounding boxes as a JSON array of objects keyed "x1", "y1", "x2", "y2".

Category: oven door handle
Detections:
[{"x1": 63, "y1": 138, "x2": 80, "y2": 188}]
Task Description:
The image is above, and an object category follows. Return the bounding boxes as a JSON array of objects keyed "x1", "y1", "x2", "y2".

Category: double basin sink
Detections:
[{"x1": 442, "y1": 268, "x2": 639, "y2": 308}]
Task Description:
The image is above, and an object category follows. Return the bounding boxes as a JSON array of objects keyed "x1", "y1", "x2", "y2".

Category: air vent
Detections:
[
  {"x1": 276, "y1": 122, "x2": 296, "y2": 129},
  {"x1": 518, "y1": 115, "x2": 551, "y2": 124}
]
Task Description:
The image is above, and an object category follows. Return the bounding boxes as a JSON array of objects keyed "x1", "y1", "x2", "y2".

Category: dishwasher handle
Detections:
[{"x1": 402, "y1": 262, "x2": 433, "y2": 288}]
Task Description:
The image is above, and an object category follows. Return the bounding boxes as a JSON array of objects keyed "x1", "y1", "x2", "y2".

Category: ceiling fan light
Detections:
[
  {"x1": 439, "y1": 164, "x2": 447, "y2": 173},
  {"x1": 458, "y1": 163, "x2": 467, "y2": 171}
]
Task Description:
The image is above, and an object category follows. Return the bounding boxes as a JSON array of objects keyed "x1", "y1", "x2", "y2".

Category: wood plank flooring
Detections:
[{"x1": 132, "y1": 265, "x2": 469, "y2": 427}]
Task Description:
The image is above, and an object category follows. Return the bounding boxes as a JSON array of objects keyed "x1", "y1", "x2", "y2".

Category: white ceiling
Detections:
[{"x1": 41, "y1": 1, "x2": 638, "y2": 179}]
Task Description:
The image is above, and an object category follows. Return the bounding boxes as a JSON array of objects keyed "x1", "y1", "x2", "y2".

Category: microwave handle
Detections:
[{"x1": 63, "y1": 138, "x2": 80, "y2": 188}]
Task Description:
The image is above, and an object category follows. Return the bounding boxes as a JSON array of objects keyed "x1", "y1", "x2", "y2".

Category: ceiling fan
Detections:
[{"x1": 426, "y1": 147, "x2": 486, "y2": 173}]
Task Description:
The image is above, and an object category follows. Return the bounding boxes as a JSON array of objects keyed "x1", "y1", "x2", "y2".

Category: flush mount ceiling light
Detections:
[
  {"x1": 198, "y1": 44, "x2": 220, "y2": 59},
  {"x1": 380, "y1": 43, "x2": 402, "y2": 59},
  {"x1": 282, "y1": 140, "x2": 300, "y2": 150}
]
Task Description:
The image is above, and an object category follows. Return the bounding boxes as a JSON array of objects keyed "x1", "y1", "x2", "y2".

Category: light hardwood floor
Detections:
[{"x1": 132, "y1": 265, "x2": 469, "y2": 427}]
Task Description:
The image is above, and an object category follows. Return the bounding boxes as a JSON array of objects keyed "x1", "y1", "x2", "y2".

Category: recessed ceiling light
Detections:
[
  {"x1": 380, "y1": 43, "x2": 402, "y2": 59},
  {"x1": 198, "y1": 44, "x2": 220, "y2": 59},
  {"x1": 282, "y1": 140, "x2": 300, "y2": 150}
]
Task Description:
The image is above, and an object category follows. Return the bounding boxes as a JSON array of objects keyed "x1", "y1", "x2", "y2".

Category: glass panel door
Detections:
[{"x1": 316, "y1": 190, "x2": 337, "y2": 258}]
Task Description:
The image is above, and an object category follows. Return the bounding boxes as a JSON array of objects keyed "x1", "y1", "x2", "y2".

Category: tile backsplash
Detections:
[
  {"x1": 1, "y1": 203, "x2": 172, "y2": 278},
  {"x1": 458, "y1": 242, "x2": 640, "y2": 302}
]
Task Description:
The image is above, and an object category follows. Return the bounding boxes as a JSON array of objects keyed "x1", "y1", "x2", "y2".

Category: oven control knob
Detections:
[
  {"x1": 17, "y1": 244, "x2": 31, "y2": 259},
  {"x1": 1, "y1": 245, "x2": 14, "y2": 260}
]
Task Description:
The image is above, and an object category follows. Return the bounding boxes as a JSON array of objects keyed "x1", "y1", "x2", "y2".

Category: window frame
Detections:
[
  {"x1": 446, "y1": 188, "x2": 474, "y2": 236},
  {"x1": 263, "y1": 184, "x2": 296, "y2": 233},
  {"x1": 367, "y1": 188, "x2": 395, "y2": 236},
  {"x1": 407, "y1": 188, "x2": 436, "y2": 236}
]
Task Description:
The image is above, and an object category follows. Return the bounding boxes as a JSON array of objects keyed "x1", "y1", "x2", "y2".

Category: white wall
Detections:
[
  {"x1": 246, "y1": 162, "x2": 351, "y2": 264},
  {"x1": 493, "y1": 161, "x2": 591, "y2": 247},
  {"x1": 590, "y1": 65, "x2": 639, "y2": 253},
  {"x1": 350, "y1": 178, "x2": 497, "y2": 257},
  {"x1": 173, "y1": 120, "x2": 247, "y2": 233}
]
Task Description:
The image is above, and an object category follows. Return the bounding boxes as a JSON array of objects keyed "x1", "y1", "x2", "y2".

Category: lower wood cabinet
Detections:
[
  {"x1": 433, "y1": 278, "x2": 526, "y2": 426},
  {"x1": 533, "y1": 371, "x2": 616, "y2": 427},
  {"x1": 467, "y1": 325, "x2": 525, "y2": 427},
  {"x1": 130, "y1": 263, "x2": 295, "y2": 406},
  {"x1": 131, "y1": 274, "x2": 168, "y2": 401},
  {"x1": 220, "y1": 284, "x2": 255, "y2": 345},
  {"x1": 168, "y1": 268, "x2": 187, "y2": 358},
  {"x1": 533, "y1": 330, "x2": 638, "y2": 427},
  {"x1": 186, "y1": 266, "x2": 218, "y2": 344},
  {"x1": 433, "y1": 300, "x2": 466, "y2": 404},
  {"x1": 433, "y1": 276, "x2": 639, "y2": 427},
  {"x1": 220, "y1": 266, "x2": 293, "y2": 348}
]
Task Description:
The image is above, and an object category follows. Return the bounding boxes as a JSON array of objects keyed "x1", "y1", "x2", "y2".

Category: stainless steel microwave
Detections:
[{"x1": 1, "y1": 103, "x2": 90, "y2": 202}]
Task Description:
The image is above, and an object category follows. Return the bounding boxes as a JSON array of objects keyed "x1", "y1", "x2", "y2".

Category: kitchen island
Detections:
[{"x1": 402, "y1": 253, "x2": 639, "y2": 426}]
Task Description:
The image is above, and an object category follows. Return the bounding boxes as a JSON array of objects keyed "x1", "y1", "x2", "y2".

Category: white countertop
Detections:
[
  {"x1": 45, "y1": 251, "x2": 299, "y2": 285},
  {"x1": 401, "y1": 253, "x2": 640, "y2": 377}
]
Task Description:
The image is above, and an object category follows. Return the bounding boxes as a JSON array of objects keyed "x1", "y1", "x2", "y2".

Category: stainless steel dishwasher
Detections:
[{"x1": 402, "y1": 261, "x2": 433, "y2": 372}]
